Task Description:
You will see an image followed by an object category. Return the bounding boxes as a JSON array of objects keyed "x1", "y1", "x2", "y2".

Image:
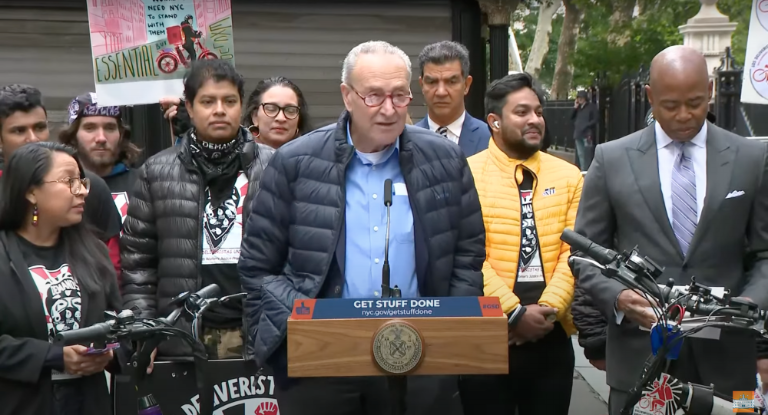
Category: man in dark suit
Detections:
[
  {"x1": 416, "y1": 41, "x2": 490, "y2": 157},
  {"x1": 571, "y1": 90, "x2": 597, "y2": 170},
  {"x1": 572, "y1": 45, "x2": 768, "y2": 414}
]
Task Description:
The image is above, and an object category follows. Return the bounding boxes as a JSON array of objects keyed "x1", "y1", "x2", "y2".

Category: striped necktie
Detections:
[
  {"x1": 436, "y1": 126, "x2": 448, "y2": 137},
  {"x1": 671, "y1": 142, "x2": 697, "y2": 255}
]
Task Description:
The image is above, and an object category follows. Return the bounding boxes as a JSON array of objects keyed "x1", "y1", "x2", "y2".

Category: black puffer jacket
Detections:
[
  {"x1": 238, "y1": 111, "x2": 485, "y2": 368},
  {"x1": 572, "y1": 280, "x2": 607, "y2": 360},
  {"x1": 120, "y1": 128, "x2": 274, "y2": 357}
]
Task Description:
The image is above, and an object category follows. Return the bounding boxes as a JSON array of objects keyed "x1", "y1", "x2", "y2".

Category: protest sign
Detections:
[
  {"x1": 742, "y1": 0, "x2": 768, "y2": 104},
  {"x1": 86, "y1": 0, "x2": 236, "y2": 106}
]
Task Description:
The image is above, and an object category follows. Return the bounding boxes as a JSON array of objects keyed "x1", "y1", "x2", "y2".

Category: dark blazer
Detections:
[
  {"x1": 571, "y1": 122, "x2": 768, "y2": 396},
  {"x1": 415, "y1": 112, "x2": 490, "y2": 157},
  {"x1": 0, "y1": 231, "x2": 122, "y2": 415}
]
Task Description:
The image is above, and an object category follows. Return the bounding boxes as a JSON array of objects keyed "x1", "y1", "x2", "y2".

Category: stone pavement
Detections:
[{"x1": 570, "y1": 336, "x2": 610, "y2": 415}]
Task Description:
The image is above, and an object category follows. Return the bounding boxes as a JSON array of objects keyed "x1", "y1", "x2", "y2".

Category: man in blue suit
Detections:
[{"x1": 416, "y1": 41, "x2": 490, "y2": 157}]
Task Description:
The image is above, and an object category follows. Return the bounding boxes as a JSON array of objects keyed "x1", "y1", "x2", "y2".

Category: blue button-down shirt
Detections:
[{"x1": 343, "y1": 123, "x2": 418, "y2": 299}]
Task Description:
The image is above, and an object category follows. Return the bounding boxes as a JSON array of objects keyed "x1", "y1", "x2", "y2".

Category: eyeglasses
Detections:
[
  {"x1": 261, "y1": 103, "x2": 300, "y2": 120},
  {"x1": 43, "y1": 177, "x2": 91, "y2": 195},
  {"x1": 347, "y1": 85, "x2": 413, "y2": 108}
]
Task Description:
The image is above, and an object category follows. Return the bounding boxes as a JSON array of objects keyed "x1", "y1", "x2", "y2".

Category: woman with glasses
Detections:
[
  {"x1": 162, "y1": 76, "x2": 311, "y2": 149},
  {"x1": 242, "y1": 76, "x2": 311, "y2": 148},
  {"x1": 0, "y1": 142, "x2": 121, "y2": 415}
]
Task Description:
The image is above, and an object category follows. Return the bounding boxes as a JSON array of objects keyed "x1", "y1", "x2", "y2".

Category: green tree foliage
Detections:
[
  {"x1": 514, "y1": 0, "x2": 751, "y2": 89},
  {"x1": 717, "y1": 0, "x2": 751, "y2": 66},
  {"x1": 571, "y1": 0, "x2": 701, "y2": 86}
]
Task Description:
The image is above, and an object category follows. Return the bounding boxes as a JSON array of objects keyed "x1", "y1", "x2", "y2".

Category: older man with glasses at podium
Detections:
[{"x1": 239, "y1": 40, "x2": 485, "y2": 415}]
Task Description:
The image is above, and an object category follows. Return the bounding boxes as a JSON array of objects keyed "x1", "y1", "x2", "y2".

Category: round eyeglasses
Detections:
[
  {"x1": 43, "y1": 177, "x2": 91, "y2": 195},
  {"x1": 261, "y1": 103, "x2": 300, "y2": 120},
  {"x1": 348, "y1": 85, "x2": 413, "y2": 108}
]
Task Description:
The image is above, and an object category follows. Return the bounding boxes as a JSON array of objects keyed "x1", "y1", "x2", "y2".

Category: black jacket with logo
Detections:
[{"x1": 120, "y1": 129, "x2": 274, "y2": 358}]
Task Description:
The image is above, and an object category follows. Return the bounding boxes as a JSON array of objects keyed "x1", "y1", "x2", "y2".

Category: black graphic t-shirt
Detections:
[
  {"x1": 18, "y1": 236, "x2": 82, "y2": 380},
  {"x1": 514, "y1": 170, "x2": 547, "y2": 306},
  {"x1": 200, "y1": 171, "x2": 249, "y2": 328}
]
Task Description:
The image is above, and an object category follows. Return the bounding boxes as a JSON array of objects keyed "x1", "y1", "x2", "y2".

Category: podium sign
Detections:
[{"x1": 287, "y1": 296, "x2": 508, "y2": 378}]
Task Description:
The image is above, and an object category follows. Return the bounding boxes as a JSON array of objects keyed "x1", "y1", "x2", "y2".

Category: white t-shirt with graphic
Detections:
[{"x1": 201, "y1": 171, "x2": 249, "y2": 265}]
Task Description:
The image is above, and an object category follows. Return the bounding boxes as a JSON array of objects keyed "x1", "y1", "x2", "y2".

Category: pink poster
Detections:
[{"x1": 86, "y1": 0, "x2": 235, "y2": 106}]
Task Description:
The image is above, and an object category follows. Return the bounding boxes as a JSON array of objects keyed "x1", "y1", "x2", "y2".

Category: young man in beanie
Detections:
[{"x1": 58, "y1": 92, "x2": 141, "y2": 226}]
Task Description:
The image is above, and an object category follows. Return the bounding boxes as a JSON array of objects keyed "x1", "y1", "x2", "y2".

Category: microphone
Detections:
[
  {"x1": 381, "y1": 179, "x2": 395, "y2": 298},
  {"x1": 560, "y1": 229, "x2": 618, "y2": 265}
]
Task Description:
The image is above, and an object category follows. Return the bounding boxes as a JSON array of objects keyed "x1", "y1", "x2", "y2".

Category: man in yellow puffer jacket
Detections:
[{"x1": 458, "y1": 73, "x2": 583, "y2": 415}]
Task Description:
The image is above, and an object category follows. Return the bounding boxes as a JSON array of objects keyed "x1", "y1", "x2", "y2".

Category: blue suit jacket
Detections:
[{"x1": 415, "y1": 112, "x2": 490, "y2": 157}]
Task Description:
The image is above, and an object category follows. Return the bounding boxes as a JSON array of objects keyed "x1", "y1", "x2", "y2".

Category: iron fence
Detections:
[{"x1": 544, "y1": 47, "x2": 762, "y2": 151}]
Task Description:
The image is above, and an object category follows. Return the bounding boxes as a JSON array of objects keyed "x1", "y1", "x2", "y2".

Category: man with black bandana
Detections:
[{"x1": 120, "y1": 59, "x2": 274, "y2": 365}]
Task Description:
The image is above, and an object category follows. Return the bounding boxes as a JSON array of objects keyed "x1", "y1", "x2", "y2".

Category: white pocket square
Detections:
[{"x1": 725, "y1": 190, "x2": 745, "y2": 199}]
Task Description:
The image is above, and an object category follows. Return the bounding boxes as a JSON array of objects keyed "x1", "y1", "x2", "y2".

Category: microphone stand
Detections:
[{"x1": 381, "y1": 179, "x2": 406, "y2": 415}]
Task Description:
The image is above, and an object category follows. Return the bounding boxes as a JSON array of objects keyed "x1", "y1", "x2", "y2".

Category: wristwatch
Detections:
[{"x1": 507, "y1": 305, "x2": 526, "y2": 327}]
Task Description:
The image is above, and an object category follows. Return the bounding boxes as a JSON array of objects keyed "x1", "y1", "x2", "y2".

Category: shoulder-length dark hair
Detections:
[
  {"x1": 242, "y1": 76, "x2": 312, "y2": 136},
  {"x1": 58, "y1": 117, "x2": 142, "y2": 167},
  {"x1": 0, "y1": 142, "x2": 114, "y2": 294}
]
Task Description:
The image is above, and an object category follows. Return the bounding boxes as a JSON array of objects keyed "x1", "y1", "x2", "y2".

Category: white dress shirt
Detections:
[
  {"x1": 427, "y1": 111, "x2": 465, "y2": 145},
  {"x1": 655, "y1": 121, "x2": 708, "y2": 223},
  {"x1": 615, "y1": 122, "x2": 708, "y2": 324}
]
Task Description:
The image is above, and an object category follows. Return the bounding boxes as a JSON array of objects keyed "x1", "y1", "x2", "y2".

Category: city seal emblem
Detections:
[{"x1": 371, "y1": 320, "x2": 424, "y2": 374}]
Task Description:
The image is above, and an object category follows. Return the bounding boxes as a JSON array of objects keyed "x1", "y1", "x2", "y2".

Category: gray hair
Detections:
[
  {"x1": 341, "y1": 41, "x2": 412, "y2": 85},
  {"x1": 418, "y1": 41, "x2": 470, "y2": 78}
]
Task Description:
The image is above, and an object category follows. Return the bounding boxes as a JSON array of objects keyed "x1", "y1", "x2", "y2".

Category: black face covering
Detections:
[{"x1": 188, "y1": 129, "x2": 245, "y2": 208}]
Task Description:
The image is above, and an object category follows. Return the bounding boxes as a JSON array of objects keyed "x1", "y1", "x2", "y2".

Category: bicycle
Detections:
[
  {"x1": 156, "y1": 37, "x2": 218, "y2": 75},
  {"x1": 562, "y1": 229, "x2": 766, "y2": 415},
  {"x1": 55, "y1": 284, "x2": 243, "y2": 415}
]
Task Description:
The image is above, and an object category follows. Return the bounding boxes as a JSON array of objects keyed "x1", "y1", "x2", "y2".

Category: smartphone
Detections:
[{"x1": 84, "y1": 343, "x2": 120, "y2": 355}]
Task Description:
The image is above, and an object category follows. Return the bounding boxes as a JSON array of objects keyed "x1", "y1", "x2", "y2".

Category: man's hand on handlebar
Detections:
[
  {"x1": 617, "y1": 289, "x2": 658, "y2": 329},
  {"x1": 509, "y1": 305, "x2": 557, "y2": 346},
  {"x1": 63, "y1": 345, "x2": 114, "y2": 376}
]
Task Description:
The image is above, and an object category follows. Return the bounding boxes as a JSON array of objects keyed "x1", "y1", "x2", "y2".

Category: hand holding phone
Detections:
[{"x1": 84, "y1": 343, "x2": 120, "y2": 355}]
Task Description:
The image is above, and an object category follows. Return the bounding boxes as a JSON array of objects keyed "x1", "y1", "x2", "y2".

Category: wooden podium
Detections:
[{"x1": 286, "y1": 296, "x2": 508, "y2": 378}]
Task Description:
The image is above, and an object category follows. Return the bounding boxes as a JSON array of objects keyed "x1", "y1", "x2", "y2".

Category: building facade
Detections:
[{"x1": 0, "y1": 0, "x2": 484, "y2": 159}]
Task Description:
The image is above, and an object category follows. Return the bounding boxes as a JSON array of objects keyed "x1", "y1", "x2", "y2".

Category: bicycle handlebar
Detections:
[
  {"x1": 562, "y1": 229, "x2": 765, "y2": 415},
  {"x1": 55, "y1": 321, "x2": 114, "y2": 345},
  {"x1": 55, "y1": 283, "x2": 222, "y2": 345},
  {"x1": 54, "y1": 284, "x2": 229, "y2": 415},
  {"x1": 562, "y1": 228, "x2": 766, "y2": 327}
]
